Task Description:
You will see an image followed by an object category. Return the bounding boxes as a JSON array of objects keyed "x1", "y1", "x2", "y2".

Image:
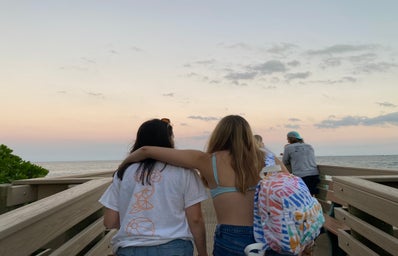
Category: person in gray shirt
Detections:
[{"x1": 282, "y1": 131, "x2": 320, "y2": 195}]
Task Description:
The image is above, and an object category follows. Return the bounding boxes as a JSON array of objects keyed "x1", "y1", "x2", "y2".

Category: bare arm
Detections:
[
  {"x1": 103, "y1": 207, "x2": 120, "y2": 229},
  {"x1": 275, "y1": 157, "x2": 290, "y2": 173},
  {"x1": 185, "y1": 203, "x2": 208, "y2": 256},
  {"x1": 120, "y1": 146, "x2": 209, "y2": 172}
]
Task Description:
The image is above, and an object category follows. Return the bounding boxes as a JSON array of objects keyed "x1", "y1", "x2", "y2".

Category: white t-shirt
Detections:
[{"x1": 99, "y1": 162, "x2": 208, "y2": 252}]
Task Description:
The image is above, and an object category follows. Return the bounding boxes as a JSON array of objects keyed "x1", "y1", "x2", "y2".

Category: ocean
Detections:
[{"x1": 36, "y1": 155, "x2": 398, "y2": 178}]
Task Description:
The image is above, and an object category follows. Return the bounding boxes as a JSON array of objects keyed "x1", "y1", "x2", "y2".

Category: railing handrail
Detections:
[{"x1": 0, "y1": 177, "x2": 112, "y2": 255}]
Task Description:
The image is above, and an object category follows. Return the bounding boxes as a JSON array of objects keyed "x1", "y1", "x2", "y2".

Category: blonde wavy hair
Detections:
[{"x1": 206, "y1": 115, "x2": 264, "y2": 192}]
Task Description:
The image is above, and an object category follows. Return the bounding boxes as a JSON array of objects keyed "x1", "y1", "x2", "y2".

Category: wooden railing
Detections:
[
  {"x1": 316, "y1": 165, "x2": 398, "y2": 256},
  {"x1": 0, "y1": 172, "x2": 115, "y2": 256},
  {"x1": 0, "y1": 165, "x2": 398, "y2": 255}
]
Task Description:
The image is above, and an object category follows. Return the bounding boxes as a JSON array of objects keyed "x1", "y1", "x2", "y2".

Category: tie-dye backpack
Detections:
[{"x1": 251, "y1": 171, "x2": 324, "y2": 255}]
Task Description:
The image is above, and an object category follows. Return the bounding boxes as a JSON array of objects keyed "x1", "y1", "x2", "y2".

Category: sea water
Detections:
[{"x1": 36, "y1": 155, "x2": 398, "y2": 178}]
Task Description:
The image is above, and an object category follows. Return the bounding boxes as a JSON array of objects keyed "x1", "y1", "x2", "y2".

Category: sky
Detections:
[{"x1": 1, "y1": 1, "x2": 398, "y2": 162}]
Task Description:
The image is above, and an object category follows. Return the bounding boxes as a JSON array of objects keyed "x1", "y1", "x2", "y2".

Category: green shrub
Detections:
[{"x1": 0, "y1": 144, "x2": 49, "y2": 184}]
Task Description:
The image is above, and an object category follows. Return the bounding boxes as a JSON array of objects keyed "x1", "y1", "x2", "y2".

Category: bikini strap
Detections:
[{"x1": 212, "y1": 153, "x2": 219, "y2": 185}]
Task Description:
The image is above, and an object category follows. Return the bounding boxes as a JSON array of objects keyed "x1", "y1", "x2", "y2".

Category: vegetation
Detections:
[{"x1": 0, "y1": 144, "x2": 48, "y2": 184}]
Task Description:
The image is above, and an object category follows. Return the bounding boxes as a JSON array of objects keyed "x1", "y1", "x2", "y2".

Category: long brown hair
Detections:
[
  {"x1": 116, "y1": 119, "x2": 174, "y2": 183},
  {"x1": 206, "y1": 115, "x2": 264, "y2": 192}
]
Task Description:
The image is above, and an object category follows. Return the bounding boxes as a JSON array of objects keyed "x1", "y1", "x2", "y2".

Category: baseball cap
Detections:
[{"x1": 287, "y1": 131, "x2": 302, "y2": 140}]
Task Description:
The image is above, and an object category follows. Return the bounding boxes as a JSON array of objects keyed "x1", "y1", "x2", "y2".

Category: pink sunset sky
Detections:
[{"x1": 1, "y1": 1, "x2": 397, "y2": 161}]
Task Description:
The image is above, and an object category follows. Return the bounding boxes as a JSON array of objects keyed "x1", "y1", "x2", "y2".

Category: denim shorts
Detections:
[
  {"x1": 116, "y1": 239, "x2": 193, "y2": 256},
  {"x1": 213, "y1": 224, "x2": 256, "y2": 256}
]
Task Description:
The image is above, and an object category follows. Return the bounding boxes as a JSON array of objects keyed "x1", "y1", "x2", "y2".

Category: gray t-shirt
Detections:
[{"x1": 282, "y1": 143, "x2": 319, "y2": 177}]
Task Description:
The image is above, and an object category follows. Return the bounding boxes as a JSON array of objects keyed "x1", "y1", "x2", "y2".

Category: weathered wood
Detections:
[
  {"x1": 37, "y1": 184, "x2": 70, "y2": 199},
  {"x1": 35, "y1": 248, "x2": 52, "y2": 256},
  {"x1": 0, "y1": 178, "x2": 112, "y2": 256},
  {"x1": 12, "y1": 177, "x2": 93, "y2": 185},
  {"x1": 5, "y1": 184, "x2": 37, "y2": 206},
  {"x1": 333, "y1": 177, "x2": 398, "y2": 227},
  {"x1": 323, "y1": 214, "x2": 350, "y2": 236},
  {"x1": 318, "y1": 165, "x2": 398, "y2": 176},
  {"x1": 335, "y1": 207, "x2": 398, "y2": 255},
  {"x1": 50, "y1": 217, "x2": 106, "y2": 256},
  {"x1": 0, "y1": 184, "x2": 11, "y2": 212},
  {"x1": 338, "y1": 230, "x2": 379, "y2": 256},
  {"x1": 318, "y1": 198, "x2": 331, "y2": 214},
  {"x1": 317, "y1": 187, "x2": 328, "y2": 201},
  {"x1": 85, "y1": 229, "x2": 116, "y2": 256},
  {"x1": 326, "y1": 189, "x2": 347, "y2": 207}
]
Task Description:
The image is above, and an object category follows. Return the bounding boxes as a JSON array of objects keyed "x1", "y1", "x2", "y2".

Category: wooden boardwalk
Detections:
[{"x1": 1, "y1": 166, "x2": 398, "y2": 255}]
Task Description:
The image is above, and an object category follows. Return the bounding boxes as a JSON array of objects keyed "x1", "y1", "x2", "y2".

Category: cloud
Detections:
[
  {"x1": 315, "y1": 112, "x2": 398, "y2": 128},
  {"x1": 285, "y1": 124, "x2": 300, "y2": 129},
  {"x1": 81, "y1": 57, "x2": 96, "y2": 64},
  {"x1": 285, "y1": 71, "x2": 311, "y2": 81},
  {"x1": 348, "y1": 53, "x2": 377, "y2": 63},
  {"x1": 321, "y1": 58, "x2": 342, "y2": 68},
  {"x1": 307, "y1": 76, "x2": 357, "y2": 85},
  {"x1": 288, "y1": 118, "x2": 301, "y2": 122},
  {"x1": 85, "y1": 91, "x2": 104, "y2": 97},
  {"x1": 131, "y1": 46, "x2": 144, "y2": 52},
  {"x1": 186, "y1": 72, "x2": 200, "y2": 77},
  {"x1": 307, "y1": 44, "x2": 377, "y2": 55},
  {"x1": 219, "y1": 42, "x2": 252, "y2": 50},
  {"x1": 250, "y1": 60, "x2": 287, "y2": 75},
  {"x1": 376, "y1": 102, "x2": 397, "y2": 108},
  {"x1": 194, "y1": 59, "x2": 216, "y2": 65},
  {"x1": 357, "y1": 62, "x2": 398, "y2": 73},
  {"x1": 341, "y1": 76, "x2": 357, "y2": 83},
  {"x1": 287, "y1": 60, "x2": 300, "y2": 67},
  {"x1": 224, "y1": 71, "x2": 257, "y2": 80},
  {"x1": 209, "y1": 80, "x2": 221, "y2": 84},
  {"x1": 187, "y1": 115, "x2": 220, "y2": 121},
  {"x1": 267, "y1": 43, "x2": 298, "y2": 55}
]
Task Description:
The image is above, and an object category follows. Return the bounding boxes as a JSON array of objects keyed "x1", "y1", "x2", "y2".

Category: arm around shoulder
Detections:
[{"x1": 122, "y1": 146, "x2": 209, "y2": 171}]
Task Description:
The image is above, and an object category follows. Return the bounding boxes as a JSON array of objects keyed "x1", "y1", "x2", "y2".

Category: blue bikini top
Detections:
[{"x1": 210, "y1": 153, "x2": 238, "y2": 198}]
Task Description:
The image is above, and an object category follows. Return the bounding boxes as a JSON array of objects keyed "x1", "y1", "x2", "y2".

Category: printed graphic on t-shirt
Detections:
[{"x1": 125, "y1": 169, "x2": 163, "y2": 236}]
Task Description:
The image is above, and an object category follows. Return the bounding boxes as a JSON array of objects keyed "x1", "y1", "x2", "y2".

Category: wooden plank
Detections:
[
  {"x1": 333, "y1": 176, "x2": 398, "y2": 203},
  {"x1": 318, "y1": 199, "x2": 331, "y2": 214},
  {"x1": 0, "y1": 178, "x2": 112, "y2": 256},
  {"x1": 318, "y1": 165, "x2": 398, "y2": 176},
  {"x1": 12, "y1": 178, "x2": 93, "y2": 185},
  {"x1": 85, "y1": 229, "x2": 116, "y2": 256},
  {"x1": 335, "y1": 208, "x2": 398, "y2": 255},
  {"x1": 318, "y1": 177, "x2": 332, "y2": 189},
  {"x1": 326, "y1": 189, "x2": 347, "y2": 207},
  {"x1": 0, "y1": 184, "x2": 11, "y2": 210},
  {"x1": 6, "y1": 185, "x2": 37, "y2": 206},
  {"x1": 317, "y1": 187, "x2": 328, "y2": 201},
  {"x1": 352, "y1": 175, "x2": 398, "y2": 183},
  {"x1": 338, "y1": 230, "x2": 379, "y2": 256},
  {"x1": 59, "y1": 170, "x2": 115, "y2": 179},
  {"x1": 323, "y1": 214, "x2": 350, "y2": 236},
  {"x1": 333, "y1": 178, "x2": 398, "y2": 227},
  {"x1": 37, "y1": 184, "x2": 69, "y2": 199},
  {"x1": 35, "y1": 248, "x2": 52, "y2": 256},
  {"x1": 51, "y1": 218, "x2": 106, "y2": 256}
]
